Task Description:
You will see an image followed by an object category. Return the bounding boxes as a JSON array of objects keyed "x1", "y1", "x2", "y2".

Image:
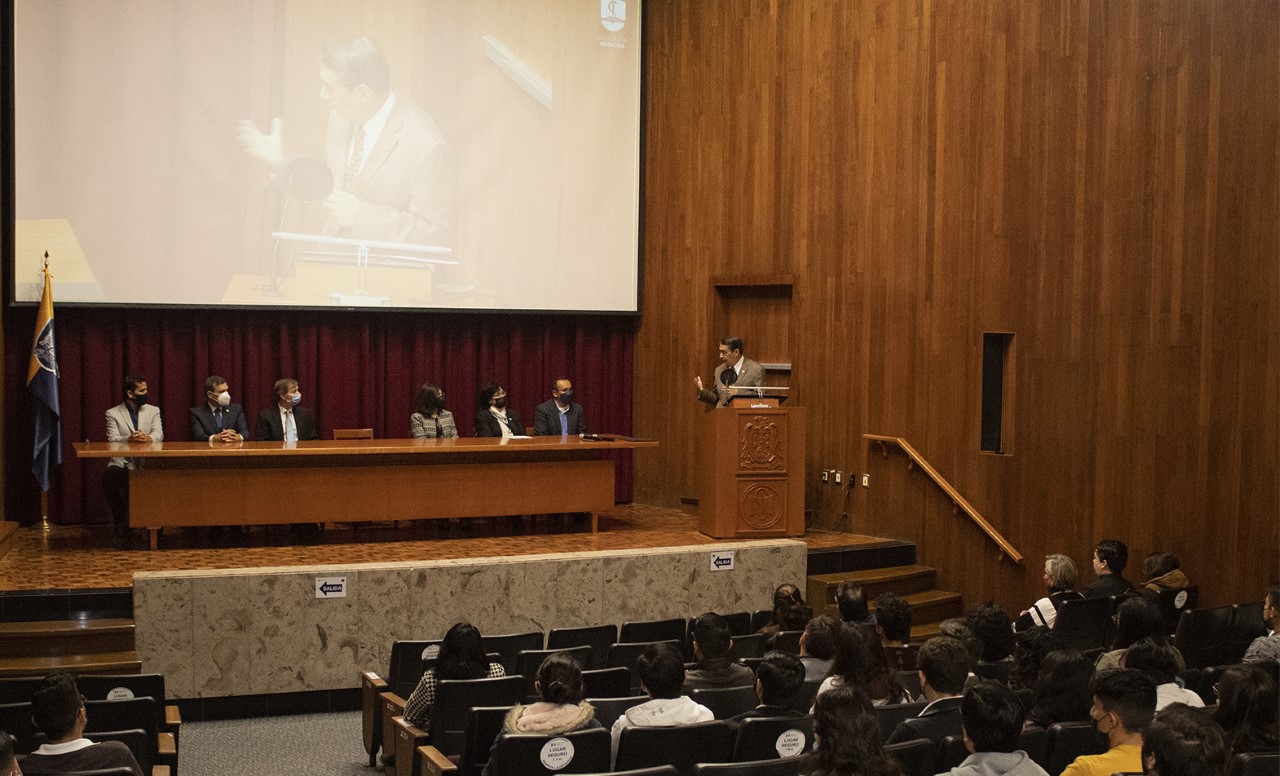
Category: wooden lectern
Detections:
[{"x1": 698, "y1": 394, "x2": 806, "y2": 538}]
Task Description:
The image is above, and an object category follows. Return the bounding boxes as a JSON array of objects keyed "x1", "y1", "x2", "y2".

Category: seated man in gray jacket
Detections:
[{"x1": 942, "y1": 680, "x2": 1048, "y2": 776}]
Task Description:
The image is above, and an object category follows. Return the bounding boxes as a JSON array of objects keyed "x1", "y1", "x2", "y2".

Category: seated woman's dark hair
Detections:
[
  {"x1": 774, "y1": 582, "x2": 804, "y2": 610},
  {"x1": 829, "y1": 623, "x2": 906, "y2": 704},
  {"x1": 1009, "y1": 627, "x2": 1065, "y2": 691},
  {"x1": 1028, "y1": 649, "x2": 1095, "y2": 728},
  {"x1": 1212, "y1": 664, "x2": 1279, "y2": 754},
  {"x1": 436, "y1": 622, "x2": 491, "y2": 680},
  {"x1": 801, "y1": 686, "x2": 902, "y2": 776},
  {"x1": 414, "y1": 383, "x2": 446, "y2": 416},
  {"x1": 476, "y1": 380, "x2": 504, "y2": 409},
  {"x1": 1122, "y1": 637, "x2": 1180, "y2": 685},
  {"x1": 967, "y1": 603, "x2": 1016, "y2": 662},
  {"x1": 536, "y1": 651, "x2": 586, "y2": 705},
  {"x1": 1110, "y1": 595, "x2": 1166, "y2": 651}
]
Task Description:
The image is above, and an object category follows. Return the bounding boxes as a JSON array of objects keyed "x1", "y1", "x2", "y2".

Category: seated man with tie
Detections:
[
  {"x1": 255, "y1": 378, "x2": 318, "y2": 443},
  {"x1": 694, "y1": 336, "x2": 766, "y2": 407},
  {"x1": 103, "y1": 374, "x2": 163, "y2": 544},
  {"x1": 533, "y1": 377, "x2": 587, "y2": 436},
  {"x1": 189, "y1": 375, "x2": 248, "y2": 443}
]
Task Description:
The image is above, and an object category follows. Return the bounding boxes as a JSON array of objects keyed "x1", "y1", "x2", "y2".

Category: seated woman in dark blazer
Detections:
[
  {"x1": 474, "y1": 380, "x2": 524, "y2": 437},
  {"x1": 410, "y1": 383, "x2": 457, "y2": 438}
]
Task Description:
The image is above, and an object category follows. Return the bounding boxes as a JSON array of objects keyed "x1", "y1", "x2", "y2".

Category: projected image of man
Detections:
[{"x1": 237, "y1": 37, "x2": 454, "y2": 249}]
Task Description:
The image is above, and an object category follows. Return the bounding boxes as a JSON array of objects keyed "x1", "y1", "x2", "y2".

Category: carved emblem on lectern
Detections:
[
  {"x1": 739, "y1": 483, "x2": 783, "y2": 529},
  {"x1": 739, "y1": 415, "x2": 784, "y2": 470}
]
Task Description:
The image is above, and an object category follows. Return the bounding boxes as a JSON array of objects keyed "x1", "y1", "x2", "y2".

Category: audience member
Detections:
[
  {"x1": 816, "y1": 623, "x2": 909, "y2": 707},
  {"x1": 1141, "y1": 704, "x2": 1228, "y2": 776},
  {"x1": 837, "y1": 582, "x2": 875, "y2": 626},
  {"x1": 799, "y1": 686, "x2": 902, "y2": 776},
  {"x1": 886, "y1": 635, "x2": 971, "y2": 745},
  {"x1": 611, "y1": 643, "x2": 713, "y2": 762},
  {"x1": 1060, "y1": 668, "x2": 1156, "y2": 776},
  {"x1": 533, "y1": 377, "x2": 587, "y2": 436},
  {"x1": 940, "y1": 618, "x2": 984, "y2": 671},
  {"x1": 20, "y1": 674, "x2": 143, "y2": 776},
  {"x1": 684, "y1": 612, "x2": 756, "y2": 690},
  {"x1": 1009, "y1": 627, "x2": 1065, "y2": 692},
  {"x1": 759, "y1": 583, "x2": 811, "y2": 646},
  {"x1": 1084, "y1": 539, "x2": 1136, "y2": 599},
  {"x1": 102, "y1": 374, "x2": 163, "y2": 543},
  {"x1": 874, "y1": 592, "x2": 916, "y2": 671},
  {"x1": 1211, "y1": 664, "x2": 1279, "y2": 755},
  {"x1": 1141, "y1": 552, "x2": 1190, "y2": 593},
  {"x1": 410, "y1": 382, "x2": 457, "y2": 438},
  {"x1": 403, "y1": 623, "x2": 506, "y2": 732},
  {"x1": 0, "y1": 731, "x2": 14, "y2": 776},
  {"x1": 943, "y1": 680, "x2": 1049, "y2": 776},
  {"x1": 474, "y1": 381, "x2": 524, "y2": 437},
  {"x1": 1027, "y1": 649, "x2": 1095, "y2": 729},
  {"x1": 1123, "y1": 638, "x2": 1203, "y2": 710},
  {"x1": 968, "y1": 603, "x2": 1016, "y2": 664},
  {"x1": 799, "y1": 615, "x2": 841, "y2": 681},
  {"x1": 731, "y1": 651, "x2": 807, "y2": 722},
  {"x1": 482, "y1": 652, "x2": 599, "y2": 776},
  {"x1": 1016, "y1": 554, "x2": 1084, "y2": 631},
  {"x1": 1242, "y1": 584, "x2": 1280, "y2": 664},
  {"x1": 1097, "y1": 596, "x2": 1182, "y2": 672}
]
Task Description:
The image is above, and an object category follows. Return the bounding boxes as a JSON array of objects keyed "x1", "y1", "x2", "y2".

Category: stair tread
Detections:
[
  {"x1": 0, "y1": 618, "x2": 135, "y2": 636},
  {"x1": 809, "y1": 565, "x2": 935, "y2": 584},
  {"x1": 0, "y1": 652, "x2": 141, "y2": 677},
  {"x1": 870, "y1": 589, "x2": 961, "y2": 609}
]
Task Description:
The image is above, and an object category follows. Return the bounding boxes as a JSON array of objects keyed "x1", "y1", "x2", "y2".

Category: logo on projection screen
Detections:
[{"x1": 601, "y1": 0, "x2": 626, "y2": 32}]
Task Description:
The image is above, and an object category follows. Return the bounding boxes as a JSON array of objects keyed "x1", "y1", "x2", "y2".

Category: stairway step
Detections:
[
  {"x1": 911, "y1": 622, "x2": 942, "y2": 641},
  {"x1": 807, "y1": 564, "x2": 938, "y2": 607},
  {"x1": 0, "y1": 651, "x2": 142, "y2": 678},
  {"x1": 0, "y1": 618, "x2": 135, "y2": 659},
  {"x1": 871, "y1": 589, "x2": 964, "y2": 626}
]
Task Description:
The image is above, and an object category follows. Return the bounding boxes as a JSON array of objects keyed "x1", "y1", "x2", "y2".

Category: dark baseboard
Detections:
[{"x1": 174, "y1": 687, "x2": 361, "y2": 721}]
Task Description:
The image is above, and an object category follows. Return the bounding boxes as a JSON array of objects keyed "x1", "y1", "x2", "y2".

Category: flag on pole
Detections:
[{"x1": 27, "y1": 255, "x2": 61, "y2": 492}]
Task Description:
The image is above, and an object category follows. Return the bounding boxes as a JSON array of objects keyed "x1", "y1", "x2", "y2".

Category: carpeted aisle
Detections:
[{"x1": 182, "y1": 710, "x2": 369, "y2": 776}]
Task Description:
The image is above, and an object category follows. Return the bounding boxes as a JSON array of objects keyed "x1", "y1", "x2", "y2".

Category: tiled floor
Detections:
[{"x1": 0, "y1": 504, "x2": 889, "y2": 591}]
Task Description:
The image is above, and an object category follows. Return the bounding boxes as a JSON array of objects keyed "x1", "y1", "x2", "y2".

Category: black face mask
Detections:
[
  {"x1": 493, "y1": 398, "x2": 507, "y2": 409},
  {"x1": 557, "y1": 390, "x2": 574, "y2": 405},
  {"x1": 131, "y1": 392, "x2": 149, "y2": 407},
  {"x1": 436, "y1": 398, "x2": 448, "y2": 411}
]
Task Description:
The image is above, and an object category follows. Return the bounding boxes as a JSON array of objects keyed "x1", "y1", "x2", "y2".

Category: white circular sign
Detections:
[
  {"x1": 106, "y1": 687, "x2": 134, "y2": 700},
  {"x1": 540, "y1": 737, "x2": 575, "y2": 770},
  {"x1": 1174, "y1": 590, "x2": 1188, "y2": 608},
  {"x1": 775, "y1": 729, "x2": 806, "y2": 758}
]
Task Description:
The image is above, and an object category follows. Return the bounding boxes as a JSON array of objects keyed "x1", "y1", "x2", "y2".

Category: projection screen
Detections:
[{"x1": 8, "y1": 0, "x2": 641, "y2": 312}]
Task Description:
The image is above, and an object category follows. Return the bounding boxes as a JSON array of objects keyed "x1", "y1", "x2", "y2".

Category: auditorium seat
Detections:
[
  {"x1": 1053, "y1": 597, "x2": 1114, "y2": 651},
  {"x1": 794, "y1": 678, "x2": 822, "y2": 711},
  {"x1": 884, "y1": 738, "x2": 936, "y2": 776},
  {"x1": 884, "y1": 645, "x2": 920, "y2": 672},
  {"x1": 78, "y1": 673, "x2": 181, "y2": 746},
  {"x1": 582, "y1": 666, "x2": 632, "y2": 699},
  {"x1": 363, "y1": 639, "x2": 439, "y2": 766},
  {"x1": 483, "y1": 631, "x2": 544, "y2": 674},
  {"x1": 0, "y1": 676, "x2": 42, "y2": 704},
  {"x1": 608, "y1": 640, "x2": 683, "y2": 692},
  {"x1": 581, "y1": 768, "x2": 678, "y2": 776},
  {"x1": 1154, "y1": 586, "x2": 1198, "y2": 636},
  {"x1": 415, "y1": 706, "x2": 509, "y2": 776},
  {"x1": 1224, "y1": 601, "x2": 1267, "y2": 664},
  {"x1": 515, "y1": 645, "x2": 593, "y2": 699},
  {"x1": 83, "y1": 697, "x2": 177, "y2": 776},
  {"x1": 1043, "y1": 721, "x2": 1108, "y2": 775},
  {"x1": 750, "y1": 610, "x2": 774, "y2": 632},
  {"x1": 722, "y1": 612, "x2": 754, "y2": 636},
  {"x1": 738, "y1": 657, "x2": 765, "y2": 674},
  {"x1": 332, "y1": 428, "x2": 374, "y2": 439},
  {"x1": 428, "y1": 676, "x2": 526, "y2": 757},
  {"x1": 692, "y1": 757, "x2": 802, "y2": 775},
  {"x1": 485, "y1": 727, "x2": 611, "y2": 775},
  {"x1": 731, "y1": 716, "x2": 813, "y2": 761},
  {"x1": 547, "y1": 624, "x2": 618, "y2": 669},
  {"x1": 1174, "y1": 605, "x2": 1234, "y2": 669},
  {"x1": 940, "y1": 734, "x2": 968, "y2": 770},
  {"x1": 585, "y1": 695, "x2": 647, "y2": 728},
  {"x1": 86, "y1": 728, "x2": 156, "y2": 776},
  {"x1": 896, "y1": 669, "x2": 922, "y2": 699},
  {"x1": 726, "y1": 633, "x2": 766, "y2": 661},
  {"x1": 1230, "y1": 750, "x2": 1280, "y2": 776},
  {"x1": 615, "y1": 720, "x2": 735, "y2": 775},
  {"x1": 873, "y1": 700, "x2": 928, "y2": 742},
  {"x1": 621, "y1": 618, "x2": 687, "y2": 645},
  {"x1": 972, "y1": 660, "x2": 1014, "y2": 684},
  {"x1": 0, "y1": 701, "x2": 36, "y2": 753},
  {"x1": 689, "y1": 685, "x2": 759, "y2": 719},
  {"x1": 1017, "y1": 725, "x2": 1049, "y2": 768},
  {"x1": 772, "y1": 631, "x2": 803, "y2": 655}
]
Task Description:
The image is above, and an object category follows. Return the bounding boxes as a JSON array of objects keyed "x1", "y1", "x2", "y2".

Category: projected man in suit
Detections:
[
  {"x1": 255, "y1": 378, "x2": 318, "y2": 443},
  {"x1": 533, "y1": 378, "x2": 587, "y2": 436},
  {"x1": 237, "y1": 36, "x2": 453, "y2": 248},
  {"x1": 695, "y1": 336, "x2": 766, "y2": 407},
  {"x1": 103, "y1": 375, "x2": 164, "y2": 543},
  {"x1": 189, "y1": 375, "x2": 248, "y2": 443}
]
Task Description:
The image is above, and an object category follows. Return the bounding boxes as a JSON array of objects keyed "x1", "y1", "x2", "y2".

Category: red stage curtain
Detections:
[{"x1": 3, "y1": 306, "x2": 635, "y2": 526}]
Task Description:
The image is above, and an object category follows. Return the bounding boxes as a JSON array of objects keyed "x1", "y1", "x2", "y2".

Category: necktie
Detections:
[
  {"x1": 285, "y1": 410, "x2": 297, "y2": 443},
  {"x1": 214, "y1": 409, "x2": 223, "y2": 431},
  {"x1": 344, "y1": 125, "x2": 365, "y2": 191},
  {"x1": 559, "y1": 411, "x2": 568, "y2": 436}
]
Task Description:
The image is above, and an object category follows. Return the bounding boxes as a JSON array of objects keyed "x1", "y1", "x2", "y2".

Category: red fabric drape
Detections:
[{"x1": 3, "y1": 306, "x2": 636, "y2": 526}]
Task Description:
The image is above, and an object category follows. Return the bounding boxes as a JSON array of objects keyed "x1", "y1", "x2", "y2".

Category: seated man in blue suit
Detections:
[
  {"x1": 533, "y1": 378, "x2": 587, "y2": 436},
  {"x1": 189, "y1": 375, "x2": 249, "y2": 443}
]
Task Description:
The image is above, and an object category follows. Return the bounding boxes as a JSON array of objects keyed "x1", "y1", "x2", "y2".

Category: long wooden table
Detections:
[{"x1": 73, "y1": 436, "x2": 657, "y2": 549}]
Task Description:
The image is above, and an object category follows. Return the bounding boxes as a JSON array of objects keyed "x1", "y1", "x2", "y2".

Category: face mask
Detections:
[
  {"x1": 290, "y1": 392, "x2": 302, "y2": 406},
  {"x1": 557, "y1": 390, "x2": 574, "y2": 405},
  {"x1": 131, "y1": 392, "x2": 149, "y2": 406},
  {"x1": 215, "y1": 391, "x2": 231, "y2": 408},
  {"x1": 493, "y1": 397, "x2": 507, "y2": 409}
]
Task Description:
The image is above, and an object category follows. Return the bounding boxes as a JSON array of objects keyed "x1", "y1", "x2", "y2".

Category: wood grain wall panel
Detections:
[{"x1": 637, "y1": 0, "x2": 1278, "y2": 611}]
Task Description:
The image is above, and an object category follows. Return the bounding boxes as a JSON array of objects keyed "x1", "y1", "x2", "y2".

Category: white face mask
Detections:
[{"x1": 215, "y1": 391, "x2": 231, "y2": 407}]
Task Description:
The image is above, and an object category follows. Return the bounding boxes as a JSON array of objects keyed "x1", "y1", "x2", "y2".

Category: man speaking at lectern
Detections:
[{"x1": 695, "y1": 336, "x2": 765, "y2": 407}]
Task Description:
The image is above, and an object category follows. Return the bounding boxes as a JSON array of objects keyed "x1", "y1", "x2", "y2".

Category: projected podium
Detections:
[{"x1": 698, "y1": 389, "x2": 806, "y2": 539}]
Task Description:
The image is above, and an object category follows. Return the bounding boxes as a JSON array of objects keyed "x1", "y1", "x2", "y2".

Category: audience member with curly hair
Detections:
[{"x1": 800, "y1": 686, "x2": 903, "y2": 776}]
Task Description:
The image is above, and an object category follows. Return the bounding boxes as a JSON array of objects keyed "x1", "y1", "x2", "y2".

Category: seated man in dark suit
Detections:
[
  {"x1": 684, "y1": 612, "x2": 756, "y2": 691},
  {"x1": 533, "y1": 377, "x2": 587, "y2": 436},
  {"x1": 189, "y1": 374, "x2": 249, "y2": 442},
  {"x1": 1084, "y1": 539, "x2": 1136, "y2": 599},
  {"x1": 886, "y1": 635, "x2": 972, "y2": 746},
  {"x1": 730, "y1": 651, "x2": 807, "y2": 724},
  {"x1": 20, "y1": 674, "x2": 143, "y2": 776},
  {"x1": 255, "y1": 378, "x2": 318, "y2": 442}
]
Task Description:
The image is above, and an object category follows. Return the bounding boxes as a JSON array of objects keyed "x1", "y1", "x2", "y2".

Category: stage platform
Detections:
[{"x1": 0, "y1": 504, "x2": 891, "y2": 592}]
